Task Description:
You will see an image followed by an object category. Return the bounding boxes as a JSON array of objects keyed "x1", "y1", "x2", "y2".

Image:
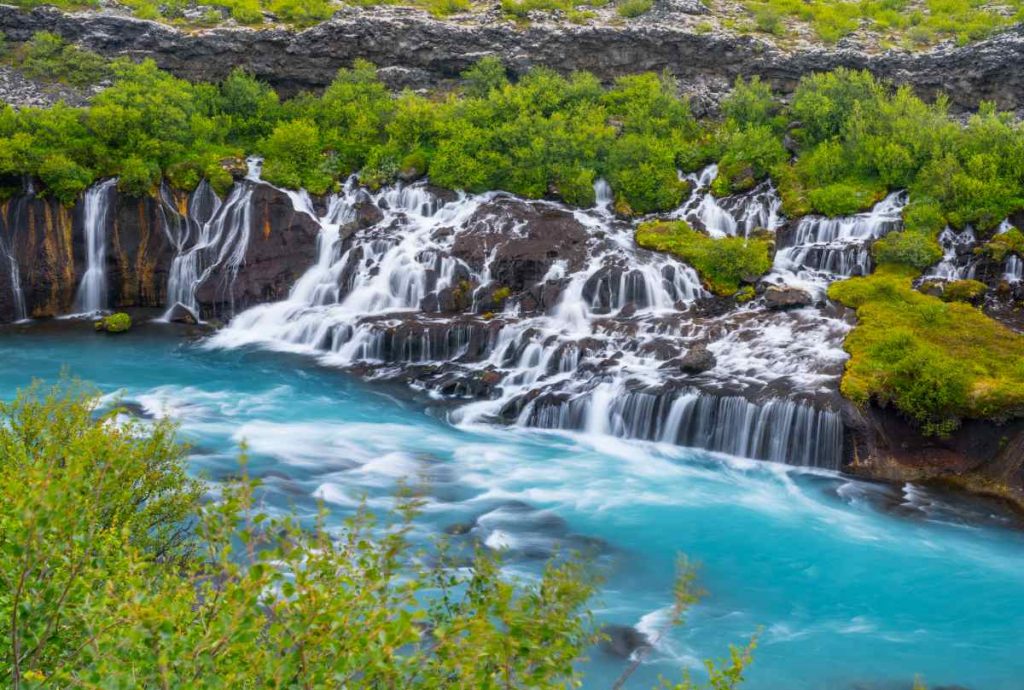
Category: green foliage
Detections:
[
  {"x1": 981, "y1": 227, "x2": 1024, "y2": 262},
  {"x1": 720, "y1": 76, "x2": 779, "y2": 129},
  {"x1": 12, "y1": 32, "x2": 110, "y2": 87},
  {"x1": 261, "y1": 119, "x2": 332, "y2": 194},
  {"x1": 35, "y1": 153, "x2": 92, "y2": 204},
  {"x1": 829, "y1": 265, "x2": 1024, "y2": 433},
  {"x1": 10, "y1": 0, "x2": 336, "y2": 28},
  {"x1": 94, "y1": 312, "x2": 132, "y2": 332},
  {"x1": 460, "y1": 55, "x2": 509, "y2": 98},
  {"x1": 0, "y1": 380, "x2": 756, "y2": 689},
  {"x1": 872, "y1": 200, "x2": 945, "y2": 268},
  {"x1": 713, "y1": 124, "x2": 788, "y2": 195},
  {"x1": 733, "y1": 0, "x2": 1024, "y2": 47},
  {"x1": 636, "y1": 220, "x2": 772, "y2": 295},
  {"x1": 617, "y1": 0, "x2": 653, "y2": 18},
  {"x1": 806, "y1": 181, "x2": 886, "y2": 217}
]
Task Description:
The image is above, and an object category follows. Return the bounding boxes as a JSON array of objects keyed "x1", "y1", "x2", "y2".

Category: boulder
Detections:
[
  {"x1": 164, "y1": 302, "x2": 198, "y2": 325},
  {"x1": 679, "y1": 342, "x2": 716, "y2": 374},
  {"x1": 764, "y1": 285, "x2": 813, "y2": 310},
  {"x1": 598, "y1": 624, "x2": 652, "y2": 659}
]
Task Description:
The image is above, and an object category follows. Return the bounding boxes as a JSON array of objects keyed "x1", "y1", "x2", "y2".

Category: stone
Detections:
[
  {"x1": 165, "y1": 302, "x2": 199, "y2": 324},
  {"x1": 598, "y1": 624, "x2": 652, "y2": 659},
  {"x1": 680, "y1": 342, "x2": 716, "y2": 374},
  {"x1": 764, "y1": 285, "x2": 813, "y2": 309}
]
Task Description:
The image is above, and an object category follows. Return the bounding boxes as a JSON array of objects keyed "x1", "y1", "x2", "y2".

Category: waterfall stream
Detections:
[
  {"x1": 72, "y1": 179, "x2": 117, "y2": 314},
  {"x1": 162, "y1": 162, "x2": 260, "y2": 320},
  {"x1": 209, "y1": 174, "x2": 851, "y2": 469}
]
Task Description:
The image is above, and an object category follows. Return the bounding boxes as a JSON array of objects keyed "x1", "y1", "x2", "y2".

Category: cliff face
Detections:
[
  {"x1": 3, "y1": 4, "x2": 1024, "y2": 114},
  {"x1": 0, "y1": 181, "x2": 319, "y2": 320}
]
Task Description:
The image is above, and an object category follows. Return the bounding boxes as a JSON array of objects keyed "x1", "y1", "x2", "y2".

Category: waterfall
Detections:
[
  {"x1": 0, "y1": 232, "x2": 26, "y2": 322},
  {"x1": 769, "y1": 191, "x2": 907, "y2": 296},
  {"x1": 521, "y1": 386, "x2": 843, "y2": 470},
  {"x1": 673, "y1": 164, "x2": 783, "y2": 238},
  {"x1": 210, "y1": 176, "x2": 846, "y2": 471},
  {"x1": 73, "y1": 179, "x2": 117, "y2": 314},
  {"x1": 925, "y1": 226, "x2": 977, "y2": 281},
  {"x1": 162, "y1": 176, "x2": 255, "y2": 320},
  {"x1": 1005, "y1": 255, "x2": 1023, "y2": 283}
]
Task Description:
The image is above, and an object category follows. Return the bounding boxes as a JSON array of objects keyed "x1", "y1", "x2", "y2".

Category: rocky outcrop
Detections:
[
  {"x1": 194, "y1": 184, "x2": 322, "y2": 318},
  {"x1": 844, "y1": 401, "x2": 1024, "y2": 503},
  {"x1": 4, "y1": 4, "x2": 1024, "y2": 114}
]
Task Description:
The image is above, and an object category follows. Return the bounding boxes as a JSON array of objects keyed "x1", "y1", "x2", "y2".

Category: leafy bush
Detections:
[
  {"x1": 806, "y1": 180, "x2": 885, "y2": 217},
  {"x1": 260, "y1": 119, "x2": 331, "y2": 194},
  {"x1": 636, "y1": 220, "x2": 772, "y2": 295},
  {"x1": 14, "y1": 32, "x2": 110, "y2": 87},
  {"x1": 829, "y1": 265, "x2": 1024, "y2": 433}
]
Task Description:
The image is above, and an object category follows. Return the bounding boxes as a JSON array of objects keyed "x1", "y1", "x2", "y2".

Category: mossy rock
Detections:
[
  {"x1": 95, "y1": 312, "x2": 132, "y2": 334},
  {"x1": 940, "y1": 279, "x2": 988, "y2": 304},
  {"x1": 636, "y1": 220, "x2": 772, "y2": 296}
]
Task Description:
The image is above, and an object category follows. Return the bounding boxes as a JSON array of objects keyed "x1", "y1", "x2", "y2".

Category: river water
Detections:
[{"x1": 1, "y1": 322, "x2": 1022, "y2": 690}]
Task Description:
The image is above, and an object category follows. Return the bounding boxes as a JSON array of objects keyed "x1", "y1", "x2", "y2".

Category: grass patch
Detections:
[
  {"x1": 829, "y1": 264, "x2": 1024, "y2": 435},
  {"x1": 733, "y1": 0, "x2": 1024, "y2": 47},
  {"x1": 636, "y1": 220, "x2": 772, "y2": 296},
  {"x1": 617, "y1": 0, "x2": 652, "y2": 18}
]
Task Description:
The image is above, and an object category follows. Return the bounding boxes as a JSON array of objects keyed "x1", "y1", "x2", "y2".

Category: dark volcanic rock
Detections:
[
  {"x1": 679, "y1": 342, "x2": 716, "y2": 373},
  {"x1": 4, "y1": 5, "x2": 1024, "y2": 114},
  {"x1": 451, "y1": 197, "x2": 589, "y2": 297},
  {"x1": 195, "y1": 183, "x2": 322, "y2": 318},
  {"x1": 598, "y1": 624, "x2": 652, "y2": 659},
  {"x1": 764, "y1": 284, "x2": 813, "y2": 309}
]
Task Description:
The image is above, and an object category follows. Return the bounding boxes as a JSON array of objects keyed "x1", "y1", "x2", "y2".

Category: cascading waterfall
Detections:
[
  {"x1": 211, "y1": 174, "x2": 845, "y2": 470},
  {"x1": 162, "y1": 163, "x2": 259, "y2": 320},
  {"x1": 772, "y1": 192, "x2": 907, "y2": 292},
  {"x1": 926, "y1": 226, "x2": 978, "y2": 280},
  {"x1": 1005, "y1": 254, "x2": 1023, "y2": 283},
  {"x1": 72, "y1": 179, "x2": 117, "y2": 314},
  {"x1": 0, "y1": 233, "x2": 26, "y2": 322},
  {"x1": 673, "y1": 164, "x2": 783, "y2": 238}
]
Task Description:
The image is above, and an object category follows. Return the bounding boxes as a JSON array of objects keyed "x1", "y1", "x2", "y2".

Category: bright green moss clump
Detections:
[
  {"x1": 981, "y1": 227, "x2": 1024, "y2": 262},
  {"x1": 95, "y1": 312, "x2": 132, "y2": 333},
  {"x1": 636, "y1": 220, "x2": 772, "y2": 296},
  {"x1": 829, "y1": 265, "x2": 1024, "y2": 435}
]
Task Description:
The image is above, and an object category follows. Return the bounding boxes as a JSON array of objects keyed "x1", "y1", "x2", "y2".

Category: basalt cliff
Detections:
[{"x1": 4, "y1": 3, "x2": 1024, "y2": 114}]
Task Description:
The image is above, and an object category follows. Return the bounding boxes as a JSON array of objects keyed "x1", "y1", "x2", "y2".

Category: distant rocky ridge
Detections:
[{"x1": 3, "y1": 3, "x2": 1024, "y2": 115}]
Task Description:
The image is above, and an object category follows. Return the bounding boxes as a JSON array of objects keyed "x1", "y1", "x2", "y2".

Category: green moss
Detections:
[
  {"x1": 940, "y1": 279, "x2": 988, "y2": 304},
  {"x1": 95, "y1": 312, "x2": 132, "y2": 334},
  {"x1": 636, "y1": 220, "x2": 772, "y2": 296},
  {"x1": 981, "y1": 227, "x2": 1024, "y2": 262},
  {"x1": 829, "y1": 265, "x2": 1024, "y2": 434}
]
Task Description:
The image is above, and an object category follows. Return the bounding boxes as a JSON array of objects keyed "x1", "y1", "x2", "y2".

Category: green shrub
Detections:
[
  {"x1": 260, "y1": 119, "x2": 332, "y2": 194},
  {"x1": 636, "y1": 220, "x2": 772, "y2": 295},
  {"x1": 461, "y1": 55, "x2": 509, "y2": 98},
  {"x1": 981, "y1": 227, "x2": 1024, "y2": 262},
  {"x1": 607, "y1": 134, "x2": 689, "y2": 215},
  {"x1": 721, "y1": 76, "x2": 779, "y2": 129},
  {"x1": 37, "y1": 153, "x2": 92, "y2": 204},
  {"x1": 872, "y1": 229, "x2": 943, "y2": 269},
  {"x1": 94, "y1": 312, "x2": 132, "y2": 333},
  {"x1": 714, "y1": 124, "x2": 788, "y2": 195},
  {"x1": 15, "y1": 31, "x2": 110, "y2": 87},
  {"x1": 617, "y1": 0, "x2": 652, "y2": 18}
]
